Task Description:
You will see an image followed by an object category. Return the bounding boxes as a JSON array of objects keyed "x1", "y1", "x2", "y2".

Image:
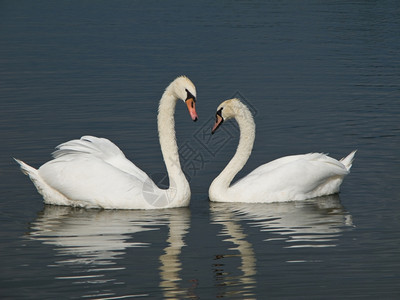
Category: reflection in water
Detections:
[
  {"x1": 213, "y1": 195, "x2": 353, "y2": 249},
  {"x1": 210, "y1": 195, "x2": 354, "y2": 297},
  {"x1": 27, "y1": 205, "x2": 190, "y2": 299},
  {"x1": 211, "y1": 206, "x2": 257, "y2": 299},
  {"x1": 159, "y1": 212, "x2": 190, "y2": 299}
]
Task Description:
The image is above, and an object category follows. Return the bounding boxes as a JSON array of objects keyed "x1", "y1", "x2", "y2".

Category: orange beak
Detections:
[
  {"x1": 211, "y1": 114, "x2": 224, "y2": 134},
  {"x1": 186, "y1": 98, "x2": 198, "y2": 122}
]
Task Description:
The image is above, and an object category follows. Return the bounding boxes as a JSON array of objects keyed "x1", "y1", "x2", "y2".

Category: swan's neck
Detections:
[
  {"x1": 210, "y1": 109, "x2": 255, "y2": 200},
  {"x1": 158, "y1": 90, "x2": 190, "y2": 204}
]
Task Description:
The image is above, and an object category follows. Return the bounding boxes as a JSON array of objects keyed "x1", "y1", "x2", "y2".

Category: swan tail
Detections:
[
  {"x1": 14, "y1": 158, "x2": 38, "y2": 176},
  {"x1": 14, "y1": 158, "x2": 45, "y2": 190},
  {"x1": 14, "y1": 158, "x2": 71, "y2": 206},
  {"x1": 340, "y1": 150, "x2": 357, "y2": 171},
  {"x1": 14, "y1": 158, "x2": 43, "y2": 193}
]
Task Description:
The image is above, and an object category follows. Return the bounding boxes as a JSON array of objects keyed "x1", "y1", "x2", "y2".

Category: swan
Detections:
[
  {"x1": 15, "y1": 76, "x2": 198, "y2": 209},
  {"x1": 209, "y1": 98, "x2": 356, "y2": 203}
]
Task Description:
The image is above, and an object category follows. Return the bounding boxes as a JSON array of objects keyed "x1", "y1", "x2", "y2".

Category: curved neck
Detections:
[
  {"x1": 210, "y1": 107, "x2": 255, "y2": 197},
  {"x1": 157, "y1": 89, "x2": 189, "y2": 201}
]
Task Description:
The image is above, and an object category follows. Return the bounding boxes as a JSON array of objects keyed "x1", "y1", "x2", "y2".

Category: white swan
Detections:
[
  {"x1": 15, "y1": 76, "x2": 198, "y2": 209},
  {"x1": 209, "y1": 98, "x2": 356, "y2": 203}
]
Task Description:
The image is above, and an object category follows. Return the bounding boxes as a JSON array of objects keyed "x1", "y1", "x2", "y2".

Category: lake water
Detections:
[{"x1": 1, "y1": 1, "x2": 399, "y2": 298}]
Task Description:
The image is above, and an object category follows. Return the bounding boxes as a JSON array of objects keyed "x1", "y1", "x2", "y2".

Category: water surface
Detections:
[{"x1": 1, "y1": 1, "x2": 399, "y2": 298}]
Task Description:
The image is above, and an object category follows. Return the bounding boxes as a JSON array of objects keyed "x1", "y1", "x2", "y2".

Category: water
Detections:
[{"x1": 1, "y1": 1, "x2": 399, "y2": 298}]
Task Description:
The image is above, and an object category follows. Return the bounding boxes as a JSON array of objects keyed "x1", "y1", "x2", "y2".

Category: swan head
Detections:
[
  {"x1": 170, "y1": 76, "x2": 198, "y2": 122},
  {"x1": 212, "y1": 98, "x2": 243, "y2": 134}
]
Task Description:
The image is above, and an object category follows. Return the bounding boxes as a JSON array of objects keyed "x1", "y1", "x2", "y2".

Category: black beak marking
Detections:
[
  {"x1": 211, "y1": 108, "x2": 224, "y2": 134},
  {"x1": 185, "y1": 89, "x2": 196, "y2": 102}
]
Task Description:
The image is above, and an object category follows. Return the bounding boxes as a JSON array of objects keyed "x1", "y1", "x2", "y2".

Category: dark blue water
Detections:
[{"x1": 1, "y1": 1, "x2": 399, "y2": 298}]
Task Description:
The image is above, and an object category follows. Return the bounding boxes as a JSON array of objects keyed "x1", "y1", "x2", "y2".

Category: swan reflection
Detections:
[
  {"x1": 210, "y1": 204, "x2": 257, "y2": 299},
  {"x1": 212, "y1": 194, "x2": 353, "y2": 249},
  {"x1": 210, "y1": 195, "x2": 353, "y2": 297},
  {"x1": 159, "y1": 211, "x2": 191, "y2": 299},
  {"x1": 27, "y1": 205, "x2": 190, "y2": 298}
]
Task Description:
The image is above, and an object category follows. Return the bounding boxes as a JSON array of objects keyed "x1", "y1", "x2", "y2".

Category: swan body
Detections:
[
  {"x1": 15, "y1": 76, "x2": 198, "y2": 209},
  {"x1": 209, "y1": 98, "x2": 356, "y2": 203}
]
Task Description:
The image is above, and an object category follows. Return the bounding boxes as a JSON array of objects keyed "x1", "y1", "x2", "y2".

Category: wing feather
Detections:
[{"x1": 51, "y1": 135, "x2": 149, "y2": 182}]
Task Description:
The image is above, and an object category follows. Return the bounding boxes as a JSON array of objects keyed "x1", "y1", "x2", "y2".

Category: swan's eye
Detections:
[
  {"x1": 185, "y1": 89, "x2": 196, "y2": 102},
  {"x1": 212, "y1": 108, "x2": 224, "y2": 134},
  {"x1": 216, "y1": 107, "x2": 223, "y2": 118},
  {"x1": 215, "y1": 107, "x2": 224, "y2": 123}
]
